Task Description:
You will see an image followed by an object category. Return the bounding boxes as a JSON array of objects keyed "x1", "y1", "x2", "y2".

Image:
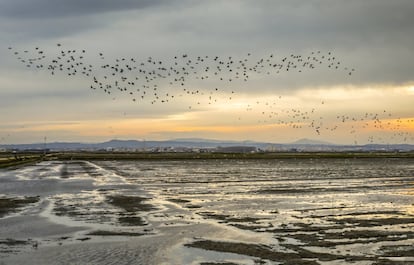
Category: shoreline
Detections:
[
  {"x1": 2, "y1": 150, "x2": 414, "y2": 163},
  {"x1": 1, "y1": 151, "x2": 414, "y2": 169}
]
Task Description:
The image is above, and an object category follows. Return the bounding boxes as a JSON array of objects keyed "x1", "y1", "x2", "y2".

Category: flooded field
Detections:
[{"x1": 0, "y1": 158, "x2": 413, "y2": 264}]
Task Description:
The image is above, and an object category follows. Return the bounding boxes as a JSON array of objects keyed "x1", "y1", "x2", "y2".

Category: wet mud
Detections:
[{"x1": 0, "y1": 158, "x2": 413, "y2": 264}]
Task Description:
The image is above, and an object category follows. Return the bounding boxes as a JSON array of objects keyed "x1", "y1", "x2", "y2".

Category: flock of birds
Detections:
[
  {"x1": 6, "y1": 44, "x2": 414, "y2": 144},
  {"x1": 8, "y1": 44, "x2": 354, "y2": 103},
  {"x1": 251, "y1": 102, "x2": 414, "y2": 144}
]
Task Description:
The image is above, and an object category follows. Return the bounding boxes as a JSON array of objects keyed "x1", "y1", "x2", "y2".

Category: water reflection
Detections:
[{"x1": 0, "y1": 158, "x2": 413, "y2": 264}]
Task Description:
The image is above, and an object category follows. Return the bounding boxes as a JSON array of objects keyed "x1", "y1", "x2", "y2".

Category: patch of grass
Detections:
[{"x1": 0, "y1": 152, "x2": 49, "y2": 169}]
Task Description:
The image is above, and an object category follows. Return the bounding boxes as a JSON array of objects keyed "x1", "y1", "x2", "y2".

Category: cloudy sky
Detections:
[{"x1": 1, "y1": 0, "x2": 413, "y2": 145}]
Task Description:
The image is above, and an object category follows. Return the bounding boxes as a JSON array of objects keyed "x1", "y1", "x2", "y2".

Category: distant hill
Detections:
[
  {"x1": 0, "y1": 139, "x2": 265, "y2": 151},
  {"x1": 1, "y1": 138, "x2": 413, "y2": 152}
]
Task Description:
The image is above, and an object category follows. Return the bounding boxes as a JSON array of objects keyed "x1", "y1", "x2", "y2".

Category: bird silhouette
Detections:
[{"x1": 7, "y1": 44, "x2": 414, "y2": 143}]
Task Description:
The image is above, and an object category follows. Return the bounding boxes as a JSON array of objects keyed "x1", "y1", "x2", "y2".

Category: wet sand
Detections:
[{"x1": 0, "y1": 158, "x2": 413, "y2": 264}]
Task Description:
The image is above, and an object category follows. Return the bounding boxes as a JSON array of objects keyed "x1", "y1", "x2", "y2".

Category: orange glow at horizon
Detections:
[
  {"x1": 1, "y1": 83, "x2": 413, "y2": 144},
  {"x1": 14, "y1": 118, "x2": 293, "y2": 135},
  {"x1": 355, "y1": 118, "x2": 414, "y2": 132}
]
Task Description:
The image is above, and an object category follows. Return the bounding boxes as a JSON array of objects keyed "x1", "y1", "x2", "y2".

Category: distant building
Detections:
[
  {"x1": 105, "y1": 147, "x2": 114, "y2": 152},
  {"x1": 22, "y1": 149, "x2": 50, "y2": 153}
]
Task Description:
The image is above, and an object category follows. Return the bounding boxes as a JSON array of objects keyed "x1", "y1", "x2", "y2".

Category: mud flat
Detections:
[
  {"x1": 54, "y1": 151, "x2": 414, "y2": 160},
  {"x1": 0, "y1": 196, "x2": 39, "y2": 218},
  {"x1": 0, "y1": 158, "x2": 413, "y2": 264}
]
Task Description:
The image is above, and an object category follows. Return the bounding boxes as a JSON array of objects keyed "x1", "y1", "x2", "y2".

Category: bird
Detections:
[{"x1": 13, "y1": 44, "x2": 414, "y2": 144}]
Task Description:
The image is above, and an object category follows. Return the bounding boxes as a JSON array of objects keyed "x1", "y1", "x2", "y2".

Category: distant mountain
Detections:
[
  {"x1": 0, "y1": 138, "x2": 268, "y2": 151},
  {"x1": 101, "y1": 139, "x2": 144, "y2": 148},
  {"x1": 172, "y1": 138, "x2": 260, "y2": 145},
  {"x1": 96, "y1": 139, "x2": 263, "y2": 149},
  {"x1": 1, "y1": 138, "x2": 413, "y2": 152}
]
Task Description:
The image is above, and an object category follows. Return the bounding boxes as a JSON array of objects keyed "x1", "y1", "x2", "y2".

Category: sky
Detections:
[{"x1": 1, "y1": 0, "x2": 414, "y2": 145}]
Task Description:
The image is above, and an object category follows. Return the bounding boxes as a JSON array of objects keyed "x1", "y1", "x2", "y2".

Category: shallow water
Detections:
[{"x1": 0, "y1": 158, "x2": 413, "y2": 264}]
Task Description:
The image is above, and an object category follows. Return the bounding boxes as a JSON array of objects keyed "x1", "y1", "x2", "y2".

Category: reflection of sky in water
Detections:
[
  {"x1": 1, "y1": 158, "x2": 413, "y2": 263},
  {"x1": 97, "y1": 159, "x2": 414, "y2": 217},
  {"x1": 97, "y1": 158, "x2": 414, "y2": 261}
]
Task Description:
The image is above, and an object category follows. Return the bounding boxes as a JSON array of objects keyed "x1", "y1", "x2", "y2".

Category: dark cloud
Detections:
[
  {"x1": 165, "y1": 0, "x2": 414, "y2": 49},
  {"x1": 2, "y1": 0, "x2": 414, "y2": 89},
  {"x1": 0, "y1": 16, "x2": 104, "y2": 40},
  {"x1": 0, "y1": 0, "x2": 169, "y2": 19}
]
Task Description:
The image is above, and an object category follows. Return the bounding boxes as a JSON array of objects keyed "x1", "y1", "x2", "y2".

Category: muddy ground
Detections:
[{"x1": 0, "y1": 158, "x2": 413, "y2": 264}]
